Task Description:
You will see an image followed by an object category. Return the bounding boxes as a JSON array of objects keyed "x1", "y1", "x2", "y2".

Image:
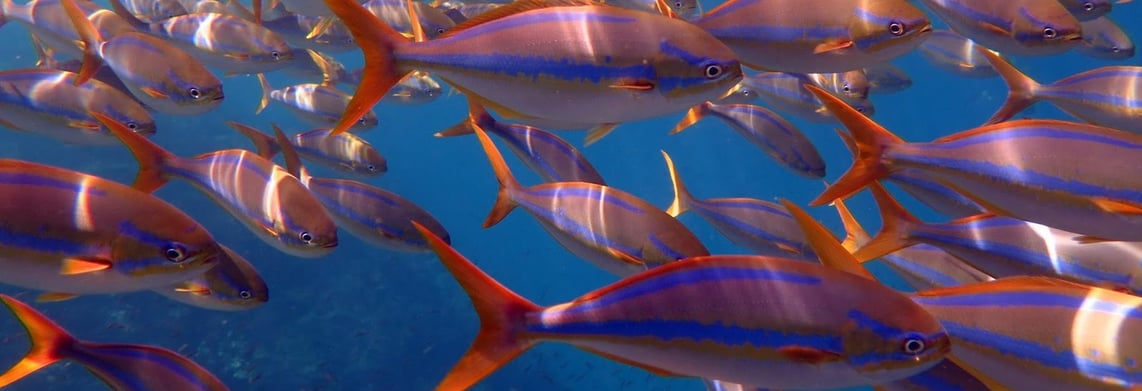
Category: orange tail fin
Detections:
[
  {"x1": 0, "y1": 295, "x2": 76, "y2": 388},
  {"x1": 804, "y1": 84, "x2": 903, "y2": 207},
  {"x1": 669, "y1": 102, "x2": 711, "y2": 135},
  {"x1": 411, "y1": 222, "x2": 540, "y2": 391},
  {"x1": 435, "y1": 99, "x2": 497, "y2": 138},
  {"x1": 661, "y1": 151, "x2": 695, "y2": 217},
  {"x1": 852, "y1": 184, "x2": 923, "y2": 262},
  {"x1": 92, "y1": 112, "x2": 174, "y2": 193},
  {"x1": 323, "y1": 0, "x2": 411, "y2": 135},
  {"x1": 976, "y1": 48, "x2": 1040, "y2": 125},
  {"x1": 781, "y1": 199, "x2": 876, "y2": 280},
  {"x1": 471, "y1": 121, "x2": 521, "y2": 228},
  {"x1": 60, "y1": 0, "x2": 104, "y2": 86}
]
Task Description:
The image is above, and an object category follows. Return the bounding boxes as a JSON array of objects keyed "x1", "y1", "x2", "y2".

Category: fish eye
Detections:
[
  {"x1": 842, "y1": 83, "x2": 851, "y2": 92},
  {"x1": 1043, "y1": 27, "x2": 1057, "y2": 39},
  {"x1": 271, "y1": 51, "x2": 281, "y2": 60},
  {"x1": 902, "y1": 336, "x2": 926, "y2": 355},
  {"x1": 1083, "y1": 2, "x2": 1095, "y2": 11},
  {"x1": 888, "y1": 21, "x2": 905, "y2": 36},
  {"x1": 674, "y1": 1, "x2": 682, "y2": 8},
  {"x1": 299, "y1": 231, "x2": 314, "y2": 244},
  {"x1": 704, "y1": 64, "x2": 723, "y2": 79},
  {"x1": 239, "y1": 290, "x2": 252, "y2": 299},
  {"x1": 1112, "y1": 46, "x2": 1121, "y2": 53},
  {"x1": 164, "y1": 244, "x2": 187, "y2": 262},
  {"x1": 125, "y1": 122, "x2": 138, "y2": 130},
  {"x1": 188, "y1": 87, "x2": 202, "y2": 99},
  {"x1": 366, "y1": 164, "x2": 377, "y2": 172},
  {"x1": 436, "y1": 28, "x2": 446, "y2": 35}
]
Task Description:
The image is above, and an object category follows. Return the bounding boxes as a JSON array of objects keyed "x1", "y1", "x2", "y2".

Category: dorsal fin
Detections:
[
  {"x1": 440, "y1": 0, "x2": 604, "y2": 39},
  {"x1": 307, "y1": 49, "x2": 336, "y2": 87},
  {"x1": 271, "y1": 123, "x2": 306, "y2": 180},
  {"x1": 106, "y1": 0, "x2": 149, "y2": 30},
  {"x1": 406, "y1": 0, "x2": 427, "y2": 43},
  {"x1": 652, "y1": 0, "x2": 677, "y2": 19}
]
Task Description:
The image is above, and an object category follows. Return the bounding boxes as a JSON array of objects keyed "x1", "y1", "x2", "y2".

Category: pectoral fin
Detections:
[
  {"x1": 1092, "y1": 198, "x2": 1142, "y2": 215},
  {"x1": 778, "y1": 345, "x2": 844, "y2": 364},
  {"x1": 60, "y1": 257, "x2": 112, "y2": 275},
  {"x1": 173, "y1": 281, "x2": 212, "y2": 296},
  {"x1": 140, "y1": 87, "x2": 168, "y2": 99},
  {"x1": 813, "y1": 40, "x2": 853, "y2": 54}
]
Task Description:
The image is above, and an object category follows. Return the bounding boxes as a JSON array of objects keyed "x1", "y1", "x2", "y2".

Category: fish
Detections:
[
  {"x1": 361, "y1": 0, "x2": 455, "y2": 39},
  {"x1": 604, "y1": 0, "x2": 701, "y2": 19},
  {"x1": 265, "y1": 123, "x2": 451, "y2": 252},
  {"x1": 917, "y1": 30, "x2": 998, "y2": 79},
  {"x1": 692, "y1": 0, "x2": 932, "y2": 73},
  {"x1": 0, "y1": 159, "x2": 221, "y2": 300},
  {"x1": 0, "y1": 295, "x2": 230, "y2": 390},
  {"x1": 886, "y1": 168, "x2": 989, "y2": 219},
  {"x1": 471, "y1": 118, "x2": 708, "y2": 276},
  {"x1": 671, "y1": 101, "x2": 825, "y2": 178},
  {"x1": 28, "y1": 31, "x2": 139, "y2": 101},
  {"x1": 95, "y1": 112, "x2": 340, "y2": 258},
  {"x1": 1058, "y1": 0, "x2": 1115, "y2": 21},
  {"x1": 854, "y1": 184, "x2": 1142, "y2": 295},
  {"x1": 743, "y1": 72, "x2": 876, "y2": 122},
  {"x1": 436, "y1": 101, "x2": 607, "y2": 185},
  {"x1": 324, "y1": 0, "x2": 742, "y2": 136},
  {"x1": 1076, "y1": 16, "x2": 1135, "y2": 60},
  {"x1": 863, "y1": 63, "x2": 911, "y2": 94},
  {"x1": 809, "y1": 70, "x2": 869, "y2": 100},
  {"x1": 0, "y1": 0, "x2": 137, "y2": 60},
  {"x1": 230, "y1": 121, "x2": 387, "y2": 178},
  {"x1": 439, "y1": 2, "x2": 504, "y2": 24},
  {"x1": 154, "y1": 244, "x2": 269, "y2": 311},
  {"x1": 260, "y1": 9, "x2": 356, "y2": 52},
  {"x1": 383, "y1": 70, "x2": 444, "y2": 105},
  {"x1": 714, "y1": 80, "x2": 760, "y2": 105},
  {"x1": 911, "y1": 277, "x2": 1141, "y2": 390},
  {"x1": 808, "y1": 83, "x2": 1142, "y2": 243},
  {"x1": 412, "y1": 198, "x2": 950, "y2": 390},
  {"x1": 282, "y1": 49, "x2": 357, "y2": 87},
  {"x1": 980, "y1": 48, "x2": 1142, "y2": 134},
  {"x1": 661, "y1": 151, "x2": 817, "y2": 260},
  {"x1": 107, "y1": 0, "x2": 295, "y2": 75},
  {"x1": 62, "y1": 0, "x2": 224, "y2": 115},
  {"x1": 257, "y1": 73, "x2": 379, "y2": 131},
  {"x1": 117, "y1": 0, "x2": 187, "y2": 23},
  {"x1": 0, "y1": 68, "x2": 155, "y2": 145},
  {"x1": 914, "y1": 0, "x2": 1082, "y2": 56}
]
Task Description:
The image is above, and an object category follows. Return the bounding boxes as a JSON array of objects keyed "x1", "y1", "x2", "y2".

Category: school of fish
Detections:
[{"x1": 0, "y1": 0, "x2": 1136, "y2": 389}]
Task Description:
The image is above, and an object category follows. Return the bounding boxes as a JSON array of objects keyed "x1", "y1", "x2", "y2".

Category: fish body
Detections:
[
  {"x1": 911, "y1": 277, "x2": 1142, "y2": 390},
  {"x1": 662, "y1": 152, "x2": 816, "y2": 260},
  {"x1": 887, "y1": 168, "x2": 988, "y2": 219},
  {"x1": 0, "y1": 68, "x2": 155, "y2": 145},
  {"x1": 917, "y1": 30, "x2": 997, "y2": 79},
  {"x1": 99, "y1": 114, "x2": 339, "y2": 258},
  {"x1": 141, "y1": 12, "x2": 295, "y2": 74},
  {"x1": 383, "y1": 70, "x2": 443, "y2": 105},
  {"x1": 361, "y1": 0, "x2": 455, "y2": 38},
  {"x1": 0, "y1": 0, "x2": 136, "y2": 59},
  {"x1": 325, "y1": 0, "x2": 743, "y2": 135},
  {"x1": 261, "y1": 80, "x2": 378, "y2": 131},
  {"x1": 0, "y1": 295, "x2": 230, "y2": 390},
  {"x1": 1077, "y1": 16, "x2": 1135, "y2": 60},
  {"x1": 605, "y1": 0, "x2": 701, "y2": 19},
  {"x1": 231, "y1": 122, "x2": 387, "y2": 178},
  {"x1": 417, "y1": 224, "x2": 950, "y2": 390},
  {"x1": 693, "y1": 0, "x2": 932, "y2": 73},
  {"x1": 744, "y1": 72, "x2": 875, "y2": 122},
  {"x1": 154, "y1": 245, "x2": 269, "y2": 311},
  {"x1": 0, "y1": 159, "x2": 220, "y2": 296},
  {"x1": 118, "y1": 0, "x2": 187, "y2": 23},
  {"x1": 915, "y1": 0, "x2": 1082, "y2": 56},
  {"x1": 436, "y1": 102, "x2": 607, "y2": 185},
  {"x1": 473, "y1": 121, "x2": 708, "y2": 276},
  {"x1": 283, "y1": 49, "x2": 356, "y2": 86},
  {"x1": 672, "y1": 101, "x2": 825, "y2": 178},
  {"x1": 305, "y1": 177, "x2": 451, "y2": 252},
  {"x1": 262, "y1": 12, "x2": 356, "y2": 52}
]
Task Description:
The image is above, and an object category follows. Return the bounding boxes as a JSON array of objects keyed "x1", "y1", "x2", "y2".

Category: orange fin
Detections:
[
  {"x1": 975, "y1": 47, "x2": 1039, "y2": 125},
  {"x1": 470, "y1": 122, "x2": 520, "y2": 228},
  {"x1": 805, "y1": 84, "x2": 902, "y2": 206},
  {"x1": 60, "y1": 257, "x2": 112, "y2": 275},
  {"x1": 583, "y1": 123, "x2": 619, "y2": 146},
  {"x1": 670, "y1": 103, "x2": 710, "y2": 135},
  {"x1": 304, "y1": 17, "x2": 335, "y2": 40},
  {"x1": 59, "y1": 0, "x2": 104, "y2": 86},
  {"x1": 255, "y1": 73, "x2": 273, "y2": 114},
  {"x1": 406, "y1": 0, "x2": 427, "y2": 43},
  {"x1": 271, "y1": 123, "x2": 306, "y2": 179},
  {"x1": 67, "y1": 120, "x2": 100, "y2": 131},
  {"x1": 0, "y1": 117, "x2": 25, "y2": 131},
  {"x1": 606, "y1": 248, "x2": 645, "y2": 267},
  {"x1": 0, "y1": 295, "x2": 76, "y2": 388},
  {"x1": 35, "y1": 293, "x2": 79, "y2": 303},
  {"x1": 851, "y1": 183, "x2": 922, "y2": 262},
  {"x1": 579, "y1": 346, "x2": 683, "y2": 376},
  {"x1": 661, "y1": 150, "x2": 693, "y2": 217},
  {"x1": 652, "y1": 0, "x2": 678, "y2": 18},
  {"x1": 91, "y1": 111, "x2": 174, "y2": 193},
  {"x1": 441, "y1": 0, "x2": 601, "y2": 38},
  {"x1": 979, "y1": 21, "x2": 1010, "y2": 36},
  {"x1": 173, "y1": 281, "x2": 212, "y2": 295},
  {"x1": 778, "y1": 345, "x2": 844, "y2": 364},
  {"x1": 323, "y1": 0, "x2": 411, "y2": 135},
  {"x1": 140, "y1": 87, "x2": 168, "y2": 99},
  {"x1": 830, "y1": 188, "x2": 871, "y2": 253},
  {"x1": 1092, "y1": 198, "x2": 1142, "y2": 215},
  {"x1": 609, "y1": 79, "x2": 655, "y2": 91},
  {"x1": 226, "y1": 121, "x2": 280, "y2": 159},
  {"x1": 411, "y1": 222, "x2": 541, "y2": 391},
  {"x1": 1074, "y1": 235, "x2": 1114, "y2": 244},
  {"x1": 780, "y1": 199, "x2": 875, "y2": 280},
  {"x1": 813, "y1": 40, "x2": 853, "y2": 54}
]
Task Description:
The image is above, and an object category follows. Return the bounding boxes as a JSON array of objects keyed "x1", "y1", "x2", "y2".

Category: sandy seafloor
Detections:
[{"x1": 0, "y1": 1, "x2": 1138, "y2": 390}]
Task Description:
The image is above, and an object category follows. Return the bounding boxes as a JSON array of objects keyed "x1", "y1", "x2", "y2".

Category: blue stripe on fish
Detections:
[
  {"x1": 689, "y1": 202, "x2": 810, "y2": 255},
  {"x1": 69, "y1": 345, "x2": 209, "y2": 391},
  {"x1": 1051, "y1": 69, "x2": 1142, "y2": 87},
  {"x1": 521, "y1": 187, "x2": 645, "y2": 213},
  {"x1": 914, "y1": 232, "x2": 1135, "y2": 286},
  {"x1": 0, "y1": 173, "x2": 109, "y2": 196},
  {"x1": 512, "y1": 197, "x2": 645, "y2": 256},
  {"x1": 912, "y1": 291, "x2": 1141, "y2": 318},
  {"x1": 528, "y1": 318, "x2": 844, "y2": 352},
  {"x1": 896, "y1": 155, "x2": 1142, "y2": 201},
  {"x1": 1035, "y1": 90, "x2": 1142, "y2": 109}
]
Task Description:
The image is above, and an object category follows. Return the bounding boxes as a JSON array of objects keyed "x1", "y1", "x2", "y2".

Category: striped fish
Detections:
[
  {"x1": 808, "y1": 84, "x2": 1142, "y2": 243},
  {"x1": 0, "y1": 159, "x2": 221, "y2": 299},
  {"x1": 324, "y1": 0, "x2": 742, "y2": 136},
  {"x1": 412, "y1": 218, "x2": 949, "y2": 390},
  {"x1": 1077, "y1": 16, "x2": 1134, "y2": 60},
  {"x1": 95, "y1": 113, "x2": 339, "y2": 258},
  {"x1": 671, "y1": 101, "x2": 825, "y2": 178},
  {"x1": 915, "y1": 0, "x2": 1082, "y2": 56},
  {"x1": 0, "y1": 295, "x2": 230, "y2": 390},
  {"x1": 917, "y1": 30, "x2": 998, "y2": 79},
  {"x1": 1058, "y1": 0, "x2": 1114, "y2": 21},
  {"x1": 0, "y1": 69, "x2": 155, "y2": 145},
  {"x1": 154, "y1": 244, "x2": 269, "y2": 311},
  {"x1": 743, "y1": 72, "x2": 876, "y2": 122},
  {"x1": 257, "y1": 74, "x2": 379, "y2": 132},
  {"x1": 230, "y1": 122, "x2": 387, "y2": 179},
  {"x1": 0, "y1": 0, "x2": 136, "y2": 60},
  {"x1": 471, "y1": 120, "x2": 708, "y2": 277},
  {"x1": 887, "y1": 169, "x2": 988, "y2": 219}
]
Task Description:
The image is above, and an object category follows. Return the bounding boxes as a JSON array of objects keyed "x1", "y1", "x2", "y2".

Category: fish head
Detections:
[
  {"x1": 389, "y1": 71, "x2": 443, "y2": 105},
  {"x1": 97, "y1": 101, "x2": 158, "y2": 137},
  {"x1": 158, "y1": 46, "x2": 225, "y2": 111},
  {"x1": 415, "y1": 3, "x2": 457, "y2": 39},
  {"x1": 666, "y1": 0, "x2": 702, "y2": 20},
  {"x1": 113, "y1": 214, "x2": 223, "y2": 279},
  {"x1": 274, "y1": 175, "x2": 340, "y2": 257},
  {"x1": 839, "y1": 293, "x2": 951, "y2": 384},
  {"x1": 191, "y1": 246, "x2": 269, "y2": 310},
  {"x1": 357, "y1": 146, "x2": 388, "y2": 176},
  {"x1": 819, "y1": 70, "x2": 869, "y2": 100},
  {"x1": 653, "y1": 29, "x2": 743, "y2": 102},
  {"x1": 848, "y1": 0, "x2": 932, "y2": 55},
  {"x1": 1079, "y1": 17, "x2": 1135, "y2": 60},
  {"x1": 350, "y1": 110, "x2": 380, "y2": 130},
  {"x1": 1060, "y1": 0, "x2": 1112, "y2": 21},
  {"x1": 1011, "y1": 4, "x2": 1083, "y2": 50},
  {"x1": 247, "y1": 28, "x2": 296, "y2": 66}
]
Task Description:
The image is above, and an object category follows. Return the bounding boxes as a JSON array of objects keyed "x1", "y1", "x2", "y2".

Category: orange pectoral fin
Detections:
[
  {"x1": 173, "y1": 281, "x2": 213, "y2": 295},
  {"x1": 140, "y1": 87, "x2": 169, "y2": 99},
  {"x1": 36, "y1": 293, "x2": 79, "y2": 302},
  {"x1": 1092, "y1": 197, "x2": 1142, "y2": 215},
  {"x1": 609, "y1": 79, "x2": 655, "y2": 91},
  {"x1": 60, "y1": 257, "x2": 112, "y2": 275},
  {"x1": 814, "y1": 40, "x2": 853, "y2": 54},
  {"x1": 979, "y1": 21, "x2": 1011, "y2": 36},
  {"x1": 607, "y1": 248, "x2": 646, "y2": 267},
  {"x1": 778, "y1": 345, "x2": 844, "y2": 364},
  {"x1": 68, "y1": 120, "x2": 101, "y2": 131}
]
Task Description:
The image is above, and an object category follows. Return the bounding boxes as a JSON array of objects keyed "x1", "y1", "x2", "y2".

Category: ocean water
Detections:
[{"x1": 0, "y1": 1, "x2": 1138, "y2": 390}]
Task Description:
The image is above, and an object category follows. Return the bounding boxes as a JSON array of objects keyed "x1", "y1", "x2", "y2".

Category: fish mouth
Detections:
[
  {"x1": 1065, "y1": 33, "x2": 1083, "y2": 42},
  {"x1": 212, "y1": 94, "x2": 225, "y2": 101},
  {"x1": 322, "y1": 241, "x2": 339, "y2": 249}
]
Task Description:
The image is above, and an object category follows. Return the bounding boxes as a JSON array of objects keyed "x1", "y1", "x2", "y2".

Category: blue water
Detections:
[{"x1": 0, "y1": 1, "x2": 1138, "y2": 390}]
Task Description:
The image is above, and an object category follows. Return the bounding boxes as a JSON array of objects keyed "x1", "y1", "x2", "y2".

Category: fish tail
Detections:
[
  {"x1": 92, "y1": 112, "x2": 173, "y2": 193},
  {"x1": 829, "y1": 190, "x2": 872, "y2": 254},
  {"x1": 227, "y1": 121, "x2": 281, "y2": 159},
  {"x1": 781, "y1": 199, "x2": 875, "y2": 279},
  {"x1": 669, "y1": 102, "x2": 711, "y2": 135},
  {"x1": 59, "y1": 0, "x2": 104, "y2": 86},
  {"x1": 255, "y1": 74, "x2": 273, "y2": 114},
  {"x1": 435, "y1": 100, "x2": 496, "y2": 137},
  {"x1": 411, "y1": 223, "x2": 540, "y2": 391},
  {"x1": 660, "y1": 151, "x2": 694, "y2": 217},
  {"x1": 323, "y1": 0, "x2": 411, "y2": 135},
  {"x1": 977, "y1": 48, "x2": 1039, "y2": 125},
  {"x1": 805, "y1": 84, "x2": 902, "y2": 207},
  {"x1": 471, "y1": 120, "x2": 521, "y2": 228},
  {"x1": 853, "y1": 183, "x2": 922, "y2": 262},
  {"x1": 0, "y1": 295, "x2": 76, "y2": 388}
]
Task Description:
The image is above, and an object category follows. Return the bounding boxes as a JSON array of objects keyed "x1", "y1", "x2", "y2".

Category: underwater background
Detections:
[{"x1": 0, "y1": 1, "x2": 1138, "y2": 390}]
